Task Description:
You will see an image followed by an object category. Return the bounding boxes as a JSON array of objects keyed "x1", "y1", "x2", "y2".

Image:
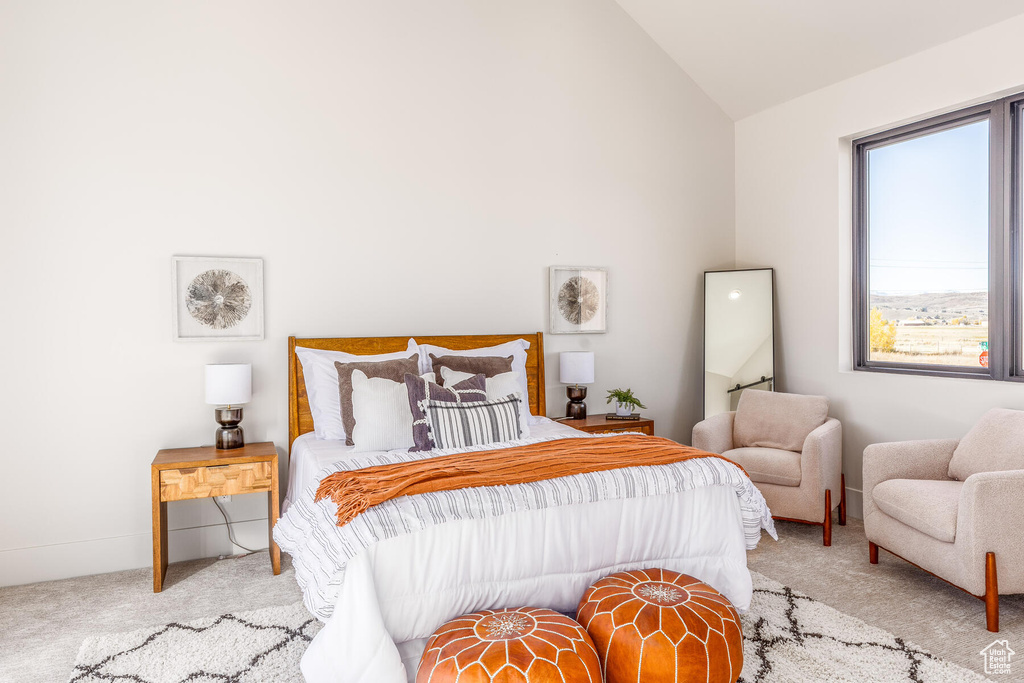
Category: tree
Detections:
[{"x1": 870, "y1": 308, "x2": 897, "y2": 353}]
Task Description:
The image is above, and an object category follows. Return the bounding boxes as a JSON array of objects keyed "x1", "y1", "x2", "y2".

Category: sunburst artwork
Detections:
[
  {"x1": 172, "y1": 257, "x2": 264, "y2": 341},
  {"x1": 186, "y1": 269, "x2": 252, "y2": 329},
  {"x1": 549, "y1": 266, "x2": 607, "y2": 334}
]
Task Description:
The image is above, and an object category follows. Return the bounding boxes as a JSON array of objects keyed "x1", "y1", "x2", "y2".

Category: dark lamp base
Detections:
[
  {"x1": 214, "y1": 407, "x2": 245, "y2": 450},
  {"x1": 565, "y1": 385, "x2": 588, "y2": 419}
]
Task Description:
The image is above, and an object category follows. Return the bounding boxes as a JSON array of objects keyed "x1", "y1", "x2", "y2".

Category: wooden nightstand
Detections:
[
  {"x1": 150, "y1": 441, "x2": 280, "y2": 593},
  {"x1": 561, "y1": 414, "x2": 655, "y2": 435}
]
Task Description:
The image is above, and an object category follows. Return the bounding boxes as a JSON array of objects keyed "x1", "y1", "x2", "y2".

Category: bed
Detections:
[{"x1": 274, "y1": 333, "x2": 775, "y2": 683}]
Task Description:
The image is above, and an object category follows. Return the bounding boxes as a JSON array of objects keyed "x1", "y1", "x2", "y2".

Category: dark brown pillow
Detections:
[
  {"x1": 335, "y1": 354, "x2": 419, "y2": 446},
  {"x1": 404, "y1": 372, "x2": 486, "y2": 451},
  {"x1": 429, "y1": 354, "x2": 514, "y2": 385}
]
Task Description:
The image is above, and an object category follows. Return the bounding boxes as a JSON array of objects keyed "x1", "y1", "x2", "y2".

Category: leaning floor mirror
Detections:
[{"x1": 704, "y1": 268, "x2": 775, "y2": 418}]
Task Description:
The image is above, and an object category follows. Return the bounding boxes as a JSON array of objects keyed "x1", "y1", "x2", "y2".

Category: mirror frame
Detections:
[{"x1": 702, "y1": 267, "x2": 776, "y2": 419}]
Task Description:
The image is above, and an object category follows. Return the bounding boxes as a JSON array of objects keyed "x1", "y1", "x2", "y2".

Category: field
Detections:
[{"x1": 870, "y1": 324, "x2": 988, "y2": 367}]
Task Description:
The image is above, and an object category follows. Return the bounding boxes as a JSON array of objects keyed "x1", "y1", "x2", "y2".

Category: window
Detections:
[{"x1": 853, "y1": 95, "x2": 1023, "y2": 380}]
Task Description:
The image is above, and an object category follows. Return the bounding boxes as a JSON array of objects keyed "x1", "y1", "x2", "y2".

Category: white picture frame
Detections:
[
  {"x1": 171, "y1": 256, "x2": 264, "y2": 341},
  {"x1": 549, "y1": 266, "x2": 607, "y2": 334}
]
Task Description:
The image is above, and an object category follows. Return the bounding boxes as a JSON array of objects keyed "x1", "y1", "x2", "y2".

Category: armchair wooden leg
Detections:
[
  {"x1": 986, "y1": 552, "x2": 999, "y2": 633},
  {"x1": 823, "y1": 489, "x2": 832, "y2": 546},
  {"x1": 839, "y1": 474, "x2": 847, "y2": 526},
  {"x1": 864, "y1": 545, "x2": 998, "y2": 631}
]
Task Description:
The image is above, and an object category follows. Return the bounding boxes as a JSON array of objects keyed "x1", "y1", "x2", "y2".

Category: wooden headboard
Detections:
[{"x1": 288, "y1": 333, "x2": 546, "y2": 448}]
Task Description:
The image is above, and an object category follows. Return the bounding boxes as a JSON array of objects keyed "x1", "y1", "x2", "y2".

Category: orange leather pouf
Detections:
[
  {"x1": 417, "y1": 607, "x2": 602, "y2": 683},
  {"x1": 576, "y1": 568, "x2": 743, "y2": 683}
]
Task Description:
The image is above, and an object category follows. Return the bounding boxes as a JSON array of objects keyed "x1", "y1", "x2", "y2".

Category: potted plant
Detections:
[{"x1": 606, "y1": 388, "x2": 646, "y2": 417}]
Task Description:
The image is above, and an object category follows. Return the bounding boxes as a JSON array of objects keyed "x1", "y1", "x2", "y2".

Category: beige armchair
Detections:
[
  {"x1": 693, "y1": 390, "x2": 845, "y2": 546},
  {"x1": 863, "y1": 408, "x2": 1024, "y2": 632}
]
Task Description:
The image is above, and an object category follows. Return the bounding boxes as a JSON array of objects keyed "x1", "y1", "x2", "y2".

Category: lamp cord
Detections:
[{"x1": 211, "y1": 497, "x2": 259, "y2": 554}]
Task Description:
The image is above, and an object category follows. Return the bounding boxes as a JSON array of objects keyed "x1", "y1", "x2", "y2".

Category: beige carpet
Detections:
[
  {"x1": 749, "y1": 518, "x2": 1023, "y2": 680},
  {"x1": 0, "y1": 553, "x2": 301, "y2": 683}
]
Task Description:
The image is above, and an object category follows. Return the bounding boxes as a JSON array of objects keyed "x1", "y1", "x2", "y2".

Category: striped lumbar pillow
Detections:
[
  {"x1": 420, "y1": 394, "x2": 525, "y2": 449},
  {"x1": 404, "y1": 372, "x2": 487, "y2": 451}
]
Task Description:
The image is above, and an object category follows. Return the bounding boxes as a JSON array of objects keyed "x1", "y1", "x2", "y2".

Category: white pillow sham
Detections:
[
  {"x1": 295, "y1": 339, "x2": 418, "y2": 441},
  {"x1": 440, "y1": 367, "x2": 532, "y2": 439},
  {"x1": 350, "y1": 370, "x2": 435, "y2": 452},
  {"x1": 415, "y1": 339, "x2": 532, "y2": 413}
]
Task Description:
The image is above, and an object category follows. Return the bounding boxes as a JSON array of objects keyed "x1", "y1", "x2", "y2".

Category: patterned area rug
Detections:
[
  {"x1": 68, "y1": 602, "x2": 321, "y2": 683},
  {"x1": 739, "y1": 573, "x2": 989, "y2": 682},
  {"x1": 69, "y1": 572, "x2": 988, "y2": 683}
]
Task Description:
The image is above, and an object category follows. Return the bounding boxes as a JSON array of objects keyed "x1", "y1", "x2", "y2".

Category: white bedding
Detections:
[
  {"x1": 275, "y1": 422, "x2": 776, "y2": 683},
  {"x1": 283, "y1": 417, "x2": 574, "y2": 512}
]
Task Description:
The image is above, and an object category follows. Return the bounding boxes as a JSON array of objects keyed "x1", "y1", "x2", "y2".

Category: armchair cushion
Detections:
[
  {"x1": 723, "y1": 447, "x2": 802, "y2": 487},
  {"x1": 872, "y1": 479, "x2": 963, "y2": 543},
  {"x1": 948, "y1": 408, "x2": 1024, "y2": 481},
  {"x1": 733, "y1": 390, "x2": 829, "y2": 452}
]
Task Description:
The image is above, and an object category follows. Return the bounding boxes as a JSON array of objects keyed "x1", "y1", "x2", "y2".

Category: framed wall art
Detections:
[
  {"x1": 549, "y1": 266, "x2": 607, "y2": 334},
  {"x1": 172, "y1": 256, "x2": 264, "y2": 341}
]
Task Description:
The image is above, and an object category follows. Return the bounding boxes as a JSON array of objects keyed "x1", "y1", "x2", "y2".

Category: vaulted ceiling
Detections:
[{"x1": 613, "y1": 0, "x2": 1024, "y2": 120}]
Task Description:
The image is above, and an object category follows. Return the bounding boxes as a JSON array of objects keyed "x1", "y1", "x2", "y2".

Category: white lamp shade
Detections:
[
  {"x1": 559, "y1": 352, "x2": 595, "y2": 384},
  {"x1": 205, "y1": 363, "x2": 252, "y2": 405}
]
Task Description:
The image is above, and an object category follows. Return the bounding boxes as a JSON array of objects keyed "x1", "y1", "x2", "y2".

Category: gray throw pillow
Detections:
[
  {"x1": 948, "y1": 408, "x2": 1024, "y2": 481},
  {"x1": 334, "y1": 354, "x2": 419, "y2": 446},
  {"x1": 429, "y1": 354, "x2": 514, "y2": 385},
  {"x1": 404, "y1": 372, "x2": 486, "y2": 451}
]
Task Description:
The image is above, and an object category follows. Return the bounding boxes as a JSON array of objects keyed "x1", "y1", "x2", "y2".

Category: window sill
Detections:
[{"x1": 852, "y1": 364, "x2": 1024, "y2": 382}]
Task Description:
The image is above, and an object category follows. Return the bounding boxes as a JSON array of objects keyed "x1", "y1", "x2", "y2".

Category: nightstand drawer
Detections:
[
  {"x1": 599, "y1": 425, "x2": 654, "y2": 435},
  {"x1": 160, "y1": 461, "x2": 274, "y2": 502},
  {"x1": 563, "y1": 416, "x2": 654, "y2": 435}
]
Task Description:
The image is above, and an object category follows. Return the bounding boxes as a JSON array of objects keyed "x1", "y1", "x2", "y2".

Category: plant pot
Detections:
[{"x1": 615, "y1": 403, "x2": 633, "y2": 417}]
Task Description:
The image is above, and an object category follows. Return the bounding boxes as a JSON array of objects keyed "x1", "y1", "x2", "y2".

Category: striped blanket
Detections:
[{"x1": 274, "y1": 432, "x2": 776, "y2": 621}]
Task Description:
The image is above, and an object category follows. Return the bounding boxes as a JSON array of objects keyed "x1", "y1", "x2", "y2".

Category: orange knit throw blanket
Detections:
[{"x1": 315, "y1": 435, "x2": 734, "y2": 527}]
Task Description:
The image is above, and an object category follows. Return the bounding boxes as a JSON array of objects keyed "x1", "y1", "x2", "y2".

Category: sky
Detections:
[{"x1": 867, "y1": 119, "x2": 989, "y2": 295}]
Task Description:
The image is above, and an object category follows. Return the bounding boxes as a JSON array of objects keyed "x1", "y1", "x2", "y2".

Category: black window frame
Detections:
[{"x1": 852, "y1": 94, "x2": 1024, "y2": 382}]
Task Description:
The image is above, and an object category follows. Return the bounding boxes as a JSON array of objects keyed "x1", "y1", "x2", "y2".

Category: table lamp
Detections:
[
  {"x1": 205, "y1": 363, "x2": 252, "y2": 450},
  {"x1": 559, "y1": 351, "x2": 595, "y2": 419}
]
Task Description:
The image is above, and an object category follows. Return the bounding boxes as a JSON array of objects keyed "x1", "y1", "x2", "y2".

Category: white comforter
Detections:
[{"x1": 275, "y1": 424, "x2": 775, "y2": 683}]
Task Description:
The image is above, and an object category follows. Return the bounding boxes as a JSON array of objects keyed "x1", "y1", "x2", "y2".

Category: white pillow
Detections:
[
  {"x1": 415, "y1": 339, "x2": 532, "y2": 413},
  {"x1": 441, "y1": 367, "x2": 532, "y2": 439},
  {"x1": 295, "y1": 339, "x2": 418, "y2": 441},
  {"x1": 350, "y1": 370, "x2": 434, "y2": 452}
]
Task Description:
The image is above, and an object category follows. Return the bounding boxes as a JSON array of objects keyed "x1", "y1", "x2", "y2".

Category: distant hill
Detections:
[{"x1": 869, "y1": 291, "x2": 987, "y2": 322}]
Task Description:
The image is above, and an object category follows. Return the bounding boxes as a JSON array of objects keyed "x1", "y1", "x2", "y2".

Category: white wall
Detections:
[
  {"x1": 735, "y1": 15, "x2": 1024, "y2": 517},
  {"x1": 0, "y1": 0, "x2": 735, "y2": 585}
]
